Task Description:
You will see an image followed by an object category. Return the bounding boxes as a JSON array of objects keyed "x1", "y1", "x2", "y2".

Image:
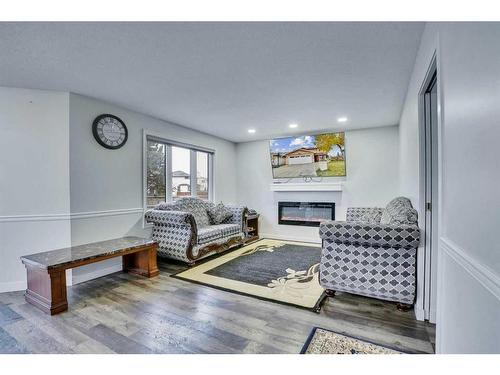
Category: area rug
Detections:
[
  {"x1": 301, "y1": 327, "x2": 404, "y2": 354},
  {"x1": 172, "y1": 239, "x2": 326, "y2": 311}
]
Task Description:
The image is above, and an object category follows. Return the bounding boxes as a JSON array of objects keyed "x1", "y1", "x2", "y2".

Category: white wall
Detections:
[
  {"x1": 398, "y1": 24, "x2": 441, "y2": 323},
  {"x1": 399, "y1": 23, "x2": 500, "y2": 353},
  {"x1": 236, "y1": 126, "x2": 399, "y2": 243},
  {"x1": 0, "y1": 89, "x2": 238, "y2": 290},
  {"x1": 0, "y1": 87, "x2": 71, "y2": 292},
  {"x1": 68, "y1": 93, "x2": 238, "y2": 283},
  {"x1": 399, "y1": 24, "x2": 440, "y2": 206}
]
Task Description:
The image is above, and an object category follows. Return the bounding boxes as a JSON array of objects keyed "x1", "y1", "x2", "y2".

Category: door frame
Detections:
[{"x1": 417, "y1": 51, "x2": 442, "y2": 323}]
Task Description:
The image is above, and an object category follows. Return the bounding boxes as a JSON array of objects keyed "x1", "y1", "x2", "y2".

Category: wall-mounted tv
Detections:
[{"x1": 269, "y1": 132, "x2": 346, "y2": 179}]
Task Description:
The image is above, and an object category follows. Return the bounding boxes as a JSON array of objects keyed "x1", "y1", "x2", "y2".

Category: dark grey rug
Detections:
[
  {"x1": 206, "y1": 243, "x2": 321, "y2": 286},
  {"x1": 172, "y1": 239, "x2": 327, "y2": 311}
]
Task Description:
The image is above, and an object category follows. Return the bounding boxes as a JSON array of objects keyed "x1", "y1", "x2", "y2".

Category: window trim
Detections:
[
  {"x1": 142, "y1": 129, "x2": 215, "y2": 227},
  {"x1": 146, "y1": 133, "x2": 215, "y2": 154}
]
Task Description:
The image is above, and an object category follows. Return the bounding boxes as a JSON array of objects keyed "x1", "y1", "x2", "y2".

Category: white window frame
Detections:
[{"x1": 142, "y1": 130, "x2": 215, "y2": 226}]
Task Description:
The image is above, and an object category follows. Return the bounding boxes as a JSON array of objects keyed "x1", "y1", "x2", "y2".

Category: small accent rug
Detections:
[
  {"x1": 301, "y1": 327, "x2": 404, "y2": 354},
  {"x1": 172, "y1": 239, "x2": 326, "y2": 311}
]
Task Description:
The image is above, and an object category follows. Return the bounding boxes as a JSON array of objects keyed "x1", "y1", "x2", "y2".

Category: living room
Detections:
[{"x1": 1, "y1": 1, "x2": 499, "y2": 372}]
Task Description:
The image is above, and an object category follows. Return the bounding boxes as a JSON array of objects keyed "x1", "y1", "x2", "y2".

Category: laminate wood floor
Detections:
[{"x1": 0, "y1": 260, "x2": 435, "y2": 354}]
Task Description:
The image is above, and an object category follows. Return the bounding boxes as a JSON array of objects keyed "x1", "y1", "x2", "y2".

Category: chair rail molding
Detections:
[
  {"x1": 70, "y1": 207, "x2": 144, "y2": 220},
  {"x1": 0, "y1": 213, "x2": 71, "y2": 223},
  {"x1": 440, "y1": 237, "x2": 500, "y2": 300},
  {"x1": 0, "y1": 208, "x2": 144, "y2": 223}
]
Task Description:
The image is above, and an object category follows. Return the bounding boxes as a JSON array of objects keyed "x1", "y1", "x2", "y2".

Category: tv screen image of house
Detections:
[{"x1": 269, "y1": 132, "x2": 346, "y2": 178}]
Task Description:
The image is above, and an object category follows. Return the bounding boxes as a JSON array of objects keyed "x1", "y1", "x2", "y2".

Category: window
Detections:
[
  {"x1": 145, "y1": 135, "x2": 214, "y2": 208},
  {"x1": 197, "y1": 151, "x2": 209, "y2": 200},
  {"x1": 146, "y1": 141, "x2": 166, "y2": 207},
  {"x1": 171, "y1": 146, "x2": 191, "y2": 201}
]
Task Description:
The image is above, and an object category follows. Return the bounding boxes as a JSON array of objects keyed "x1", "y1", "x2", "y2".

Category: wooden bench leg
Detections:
[
  {"x1": 24, "y1": 265, "x2": 68, "y2": 315},
  {"x1": 122, "y1": 244, "x2": 159, "y2": 278}
]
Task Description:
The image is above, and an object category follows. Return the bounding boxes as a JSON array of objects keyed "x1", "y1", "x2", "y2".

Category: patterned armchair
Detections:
[
  {"x1": 145, "y1": 197, "x2": 247, "y2": 265},
  {"x1": 319, "y1": 197, "x2": 420, "y2": 307}
]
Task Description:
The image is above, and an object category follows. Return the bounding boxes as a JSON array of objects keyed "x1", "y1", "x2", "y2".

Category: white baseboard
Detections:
[
  {"x1": 429, "y1": 307, "x2": 437, "y2": 324},
  {"x1": 0, "y1": 280, "x2": 26, "y2": 293},
  {"x1": 260, "y1": 232, "x2": 321, "y2": 244},
  {"x1": 414, "y1": 306, "x2": 425, "y2": 321},
  {"x1": 71, "y1": 264, "x2": 123, "y2": 285},
  {"x1": 0, "y1": 265, "x2": 121, "y2": 293}
]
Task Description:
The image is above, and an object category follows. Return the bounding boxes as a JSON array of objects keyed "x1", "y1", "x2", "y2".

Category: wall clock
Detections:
[{"x1": 92, "y1": 114, "x2": 128, "y2": 149}]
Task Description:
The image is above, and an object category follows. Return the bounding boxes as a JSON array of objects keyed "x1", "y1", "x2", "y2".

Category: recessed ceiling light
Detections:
[
  {"x1": 337, "y1": 117, "x2": 348, "y2": 123},
  {"x1": 289, "y1": 123, "x2": 298, "y2": 129},
  {"x1": 248, "y1": 128, "x2": 256, "y2": 134}
]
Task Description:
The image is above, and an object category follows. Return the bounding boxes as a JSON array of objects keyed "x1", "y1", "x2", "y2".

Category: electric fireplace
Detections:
[{"x1": 278, "y1": 201, "x2": 335, "y2": 227}]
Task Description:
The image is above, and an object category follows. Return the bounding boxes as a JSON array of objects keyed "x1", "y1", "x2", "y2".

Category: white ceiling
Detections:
[{"x1": 0, "y1": 22, "x2": 424, "y2": 142}]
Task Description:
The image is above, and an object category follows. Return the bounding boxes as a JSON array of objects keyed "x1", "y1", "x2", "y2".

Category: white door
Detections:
[{"x1": 288, "y1": 155, "x2": 313, "y2": 165}]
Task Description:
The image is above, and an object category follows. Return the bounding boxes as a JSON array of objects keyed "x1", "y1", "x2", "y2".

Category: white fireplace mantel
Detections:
[{"x1": 269, "y1": 182, "x2": 343, "y2": 192}]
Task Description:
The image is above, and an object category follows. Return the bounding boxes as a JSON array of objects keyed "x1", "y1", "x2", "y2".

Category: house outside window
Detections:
[{"x1": 145, "y1": 134, "x2": 214, "y2": 208}]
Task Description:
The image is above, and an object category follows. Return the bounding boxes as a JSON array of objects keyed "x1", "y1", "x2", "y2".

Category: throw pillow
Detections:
[
  {"x1": 155, "y1": 202, "x2": 174, "y2": 210},
  {"x1": 207, "y1": 202, "x2": 233, "y2": 224},
  {"x1": 380, "y1": 197, "x2": 418, "y2": 225},
  {"x1": 359, "y1": 210, "x2": 382, "y2": 224}
]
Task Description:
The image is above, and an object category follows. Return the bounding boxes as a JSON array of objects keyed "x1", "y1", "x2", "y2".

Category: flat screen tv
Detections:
[{"x1": 269, "y1": 132, "x2": 346, "y2": 179}]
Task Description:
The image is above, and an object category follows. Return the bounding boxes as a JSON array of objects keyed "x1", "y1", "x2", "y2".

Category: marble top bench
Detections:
[{"x1": 20, "y1": 236, "x2": 159, "y2": 315}]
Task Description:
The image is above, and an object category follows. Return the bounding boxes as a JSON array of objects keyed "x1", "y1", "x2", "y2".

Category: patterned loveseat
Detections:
[
  {"x1": 145, "y1": 197, "x2": 247, "y2": 265},
  {"x1": 319, "y1": 197, "x2": 420, "y2": 307}
]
